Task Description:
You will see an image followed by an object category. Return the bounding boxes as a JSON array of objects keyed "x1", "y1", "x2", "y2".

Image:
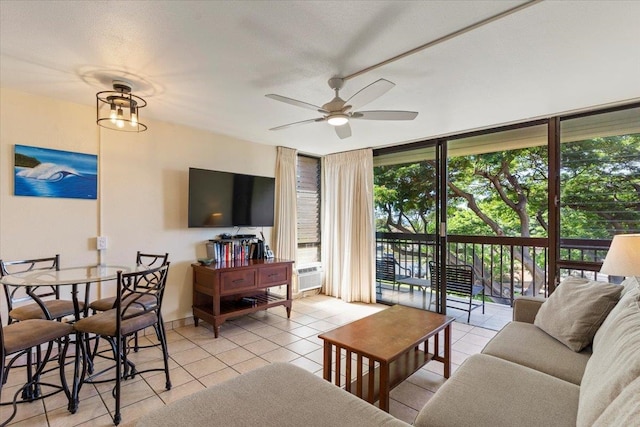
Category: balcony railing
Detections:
[{"x1": 376, "y1": 232, "x2": 611, "y2": 306}]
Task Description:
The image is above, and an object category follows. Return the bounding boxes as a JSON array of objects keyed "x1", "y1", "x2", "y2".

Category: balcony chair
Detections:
[
  {"x1": 1, "y1": 314, "x2": 73, "y2": 425},
  {"x1": 375, "y1": 254, "x2": 412, "y2": 294},
  {"x1": 73, "y1": 263, "x2": 172, "y2": 426},
  {"x1": 1, "y1": 255, "x2": 83, "y2": 323},
  {"x1": 428, "y1": 261, "x2": 485, "y2": 323}
]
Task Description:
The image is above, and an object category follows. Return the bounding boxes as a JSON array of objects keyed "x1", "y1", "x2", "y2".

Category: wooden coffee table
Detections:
[{"x1": 318, "y1": 304, "x2": 454, "y2": 412}]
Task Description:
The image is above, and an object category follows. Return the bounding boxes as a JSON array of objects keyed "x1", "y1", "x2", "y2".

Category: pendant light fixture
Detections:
[{"x1": 96, "y1": 80, "x2": 147, "y2": 132}]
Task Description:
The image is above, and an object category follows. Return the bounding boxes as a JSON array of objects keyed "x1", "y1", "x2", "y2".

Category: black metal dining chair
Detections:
[
  {"x1": 87, "y1": 252, "x2": 169, "y2": 356},
  {"x1": 73, "y1": 263, "x2": 172, "y2": 426},
  {"x1": 1, "y1": 314, "x2": 73, "y2": 426},
  {"x1": 1, "y1": 255, "x2": 83, "y2": 323}
]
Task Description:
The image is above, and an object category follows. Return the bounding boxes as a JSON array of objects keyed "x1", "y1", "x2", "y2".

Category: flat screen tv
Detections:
[{"x1": 188, "y1": 168, "x2": 275, "y2": 228}]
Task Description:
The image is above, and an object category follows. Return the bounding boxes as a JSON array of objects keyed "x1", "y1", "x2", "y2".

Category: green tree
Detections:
[
  {"x1": 446, "y1": 147, "x2": 549, "y2": 296},
  {"x1": 560, "y1": 135, "x2": 640, "y2": 237},
  {"x1": 374, "y1": 162, "x2": 438, "y2": 234}
]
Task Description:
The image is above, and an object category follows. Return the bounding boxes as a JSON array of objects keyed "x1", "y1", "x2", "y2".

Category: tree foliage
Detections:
[
  {"x1": 560, "y1": 134, "x2": 640, "y2": 237},
  {"x1": 375, "y1": 135, "x2": 639, "y2": 238}
]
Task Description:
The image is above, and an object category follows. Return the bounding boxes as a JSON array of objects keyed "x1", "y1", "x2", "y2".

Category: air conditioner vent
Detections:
[{"x1": 297, "y1": 263, "x2": 323, "y2": 292}]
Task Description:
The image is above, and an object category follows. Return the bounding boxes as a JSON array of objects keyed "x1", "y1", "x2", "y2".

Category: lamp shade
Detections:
[{"x1": 600, "y1": 234, "x2": 640, "y2": 277}]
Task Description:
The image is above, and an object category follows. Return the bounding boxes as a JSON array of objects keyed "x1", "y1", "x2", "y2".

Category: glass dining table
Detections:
[{"x1": 0, "y1": 264, "x2": 149, "y2": 413}]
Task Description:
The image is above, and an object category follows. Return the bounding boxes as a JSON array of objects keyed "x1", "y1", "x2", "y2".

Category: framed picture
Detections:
[{"x1": 14, "y1": 144, "x2": 98, "y2": 200}]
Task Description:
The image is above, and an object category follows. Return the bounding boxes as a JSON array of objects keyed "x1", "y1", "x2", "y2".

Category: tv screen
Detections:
[{"x1": 188, "y1": 168, "x2": 275, "y2": 228}]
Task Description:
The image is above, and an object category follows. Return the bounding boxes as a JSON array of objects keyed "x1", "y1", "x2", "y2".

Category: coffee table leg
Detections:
[
  {"x1": 323, "y1": 341, "x2": 332, "y2": 381},
  {"x1": 379, "y1": 362, "x2": 390, "y2": 412},
  {"x1": 444, "y1": 323, "x2": 451, "y2": 378}
]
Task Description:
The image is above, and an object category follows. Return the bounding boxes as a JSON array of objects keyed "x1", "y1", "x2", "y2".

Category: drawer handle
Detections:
[
  {"x1": 232, "y1": 279, "x2": 245, "y2": 284},
  {"x1": 268, "y1": 273, "x2": 279, "y2": 278}
]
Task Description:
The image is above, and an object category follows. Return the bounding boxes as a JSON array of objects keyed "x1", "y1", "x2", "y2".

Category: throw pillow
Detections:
[{"x1": 534, "y1": 277, "x2": 622, "y2": 352}]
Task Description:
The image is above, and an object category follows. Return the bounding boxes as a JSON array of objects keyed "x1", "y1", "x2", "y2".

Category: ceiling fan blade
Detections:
[
  {"x1": 351, "y1": 110, "x2": 418, "y2": 121},
  {"x1": 266, "y1": 94, "x2": 328, "y2": 113},
  {"x1": 269, "y1": 118, "x2": 324, "y2": 131},
  {"x1": 334, "y1": 123, "x2": 352, "y2": 139},
  {"x1": 345, "y1": 78, "x2": 395, "y2": 111}
]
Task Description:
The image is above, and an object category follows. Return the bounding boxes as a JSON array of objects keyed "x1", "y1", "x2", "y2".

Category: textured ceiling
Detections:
[{"x1": 1, "y1": 0, "x2": 639, "y2": 155}]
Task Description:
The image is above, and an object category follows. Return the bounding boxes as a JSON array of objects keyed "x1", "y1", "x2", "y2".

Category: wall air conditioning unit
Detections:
[{"x1": 297, "y1": 262, "x2": 323, "y2": 292}]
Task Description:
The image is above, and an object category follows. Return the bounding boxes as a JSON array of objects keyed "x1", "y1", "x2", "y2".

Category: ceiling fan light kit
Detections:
[
  {"x1": 327, "y1": 114, "x2": 349, "y2": 126},
  {"x1": 266, "y1": 77, "x2": 418, "y2": 139},
  {"x1": 96, "y1": 80, "x2": 148, "y2": 132}
]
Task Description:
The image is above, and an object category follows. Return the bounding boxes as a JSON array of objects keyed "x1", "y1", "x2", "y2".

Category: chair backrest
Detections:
[
  {"x1": 0, "y1": 255, "x2": 60, "y2": 312},
  {"x1": 376, "y1": 258, "x2": 397, "y2": 282},
  {"x1": 429, "y1": 261, "x2": 474, "y2": 295},
  {"x1": 117, "y1": 263, "x2": 170, "y2": 323},
  {"x1": 0, "y1": 313, "x2": 5, "y2": 369},
  {"x1": 136, "y1": 252, "x2": 169, "y2": 268}
]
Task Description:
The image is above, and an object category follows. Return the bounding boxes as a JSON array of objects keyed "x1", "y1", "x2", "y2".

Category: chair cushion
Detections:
[
  {"x1": 89, "y1": 294, "x2": 157, "y2": 312},
  {"x1": 73, "y1": 308, "x2": 157, "y2": 337},
  {"x1": 414, "y1": 354, "x2": 579, "y2": 427},
  {"x1": 3, "y1": 319, "x2": 73, "y2": 354},
  {"x1": 9, "y1": 299, "x2": 84, "y2": 321},
  {"x1": 576, "y1": 284, "x2": 640, "y2": 427},
  {"x1": 482, "y1": 321, "x2": 591, "y2": 385},
  {"x1": 534, "y1": 277, "x2": 621, "y2": 351},
  {"x1": 88, "y1": 296, "x2": 118, "y2": 312}
]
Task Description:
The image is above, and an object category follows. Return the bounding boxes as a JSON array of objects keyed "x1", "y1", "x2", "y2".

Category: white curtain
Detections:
[
  {"x1": 322, "y1": 148, "x2": 375, "y2": 303},
  {"x1": 273, "y1": 146, "x2": 298, "y2": 268}
]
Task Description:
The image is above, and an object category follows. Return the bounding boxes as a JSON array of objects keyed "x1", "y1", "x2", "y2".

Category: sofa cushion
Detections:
[
  {"x1": 534, "y1": 277, "x2": 621, "y2": 351},
  {"x1": 414, "y1": 354, "x2": 580, "y2": 427},
  {"x1": 482, "y1": 321, "x2": 591, "y2": 385},
  {"x1": 619, "y1": 276, "x2": 639, "y2": 297},
  {"x1": 592, "y1": 375, "x2": 640, "y2": 427},
  {"x1": 136, "y1": 362, "x2": 409, "y2": 427},
  {"x1": 577, "y1": 284, "x2": 640, "y2": 427},
  {"x1": 592, "y1": 277, "x2": 639, "y2": 350}
]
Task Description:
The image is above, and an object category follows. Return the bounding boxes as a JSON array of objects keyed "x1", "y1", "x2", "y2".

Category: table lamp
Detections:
[{"x1": 600, "y1": 234, "x2": 640, "y2": 278}]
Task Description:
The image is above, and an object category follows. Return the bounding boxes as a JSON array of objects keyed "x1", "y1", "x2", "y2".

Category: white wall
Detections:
[{"x1": 0, "y1": 88, "x2": 276, "y2": 322}]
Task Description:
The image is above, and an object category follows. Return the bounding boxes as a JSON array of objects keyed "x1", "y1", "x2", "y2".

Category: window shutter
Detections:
[{"x1": 297, "y1": 155, "x2": 321, "y2": 263}]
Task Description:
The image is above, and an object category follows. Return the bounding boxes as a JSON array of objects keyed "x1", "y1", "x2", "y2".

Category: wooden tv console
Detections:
[{"x1": 191, "y1": 258, "x2": 293, "y2": 338}]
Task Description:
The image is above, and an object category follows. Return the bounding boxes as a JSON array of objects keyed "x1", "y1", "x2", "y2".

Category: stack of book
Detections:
[{"x1": 207, "y1": 239, "x2": 264, "y2": 262}]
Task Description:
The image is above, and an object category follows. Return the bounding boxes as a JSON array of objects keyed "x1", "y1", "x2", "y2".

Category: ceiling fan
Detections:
[{"x1": 266, "y1": 77, "x2": 418, "y2": 139}]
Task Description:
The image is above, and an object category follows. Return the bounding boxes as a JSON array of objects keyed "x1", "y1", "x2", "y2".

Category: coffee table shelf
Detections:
[{"x1": 346, "y1": 347, "x2": 433, "y2": 401}]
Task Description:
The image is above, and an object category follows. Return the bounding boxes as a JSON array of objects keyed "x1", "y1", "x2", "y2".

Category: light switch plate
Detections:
[{"x1": 97, "y1": 236, "x2": 107, "y2": 250}]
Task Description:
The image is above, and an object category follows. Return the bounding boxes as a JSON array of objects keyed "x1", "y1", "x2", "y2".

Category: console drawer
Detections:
[
  {"x1": 259, "y1": 265, "x2": 289, "y2": 286},
  {"x1": 220, "y1": 270, "x2": 256, "y2": 294}
]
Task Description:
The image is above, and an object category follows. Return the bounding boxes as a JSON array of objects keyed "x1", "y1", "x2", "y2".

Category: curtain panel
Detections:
[
  {"x1": 273, "y1": 146, "x2": 298, "y2": 271},
  {"x1": 322, "y1": 148, "x2": 375, "y2": 303}
]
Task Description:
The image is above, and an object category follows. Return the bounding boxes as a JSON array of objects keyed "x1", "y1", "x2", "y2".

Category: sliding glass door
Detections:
[{"x1": 373, "y1": 141, "x2": 446, "y2": 311}]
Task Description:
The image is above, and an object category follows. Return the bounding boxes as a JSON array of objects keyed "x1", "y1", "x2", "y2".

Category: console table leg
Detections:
[{"x1": 194, "y1": 316, "x2": 199, "y2": 327}]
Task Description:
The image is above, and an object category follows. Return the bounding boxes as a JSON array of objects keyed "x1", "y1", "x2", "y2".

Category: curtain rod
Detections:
[{"x1": 343, "y1": 0, "x2": 544, "y2": 81}]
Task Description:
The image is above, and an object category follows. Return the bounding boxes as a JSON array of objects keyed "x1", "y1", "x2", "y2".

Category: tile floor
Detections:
[{"x1": 1, "y1": 295, "x2": 498, "y2": 426}]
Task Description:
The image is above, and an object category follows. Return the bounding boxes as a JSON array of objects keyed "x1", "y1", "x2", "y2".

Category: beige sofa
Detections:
[{"x1": 137, "y1": 277, "x2": 639, "y2": 427}]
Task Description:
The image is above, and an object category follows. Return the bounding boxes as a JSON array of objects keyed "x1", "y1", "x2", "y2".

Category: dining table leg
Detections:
[{"x1": 67, "y1": 284, "x2": 88, "y2": 413}]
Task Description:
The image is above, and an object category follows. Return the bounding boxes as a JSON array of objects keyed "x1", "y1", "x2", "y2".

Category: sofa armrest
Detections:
[{"x1": 513, "y1": 296, "x2": 546, "y2": 323}]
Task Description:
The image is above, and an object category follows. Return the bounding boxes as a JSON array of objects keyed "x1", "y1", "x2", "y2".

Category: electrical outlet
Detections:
[{"x1": 97, "y1": 236, "x2": 107, "y2": 250}]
